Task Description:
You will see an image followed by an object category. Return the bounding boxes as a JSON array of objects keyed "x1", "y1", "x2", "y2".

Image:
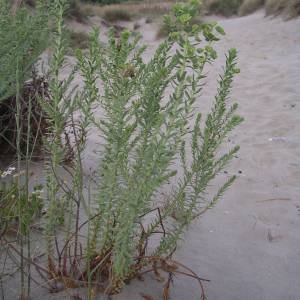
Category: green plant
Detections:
[
  {"x1": 0, "y1": 166, "x2": 44, "y2": 299},
  {"x1": 0, "y1": 0, "x2": 52, "y2": 160},
  {"x1": 34, "y1": 0, "x2": 243, "y2": 297},
  {"x1": 157, "y1": 0, "x2": 202, "y2": 39},
  {"x1": 0, "y1": 169, "x2": 43, "y2": 237},
  {"x1": 0, "y1": 0, "x2": 49, "y2": 101},
  {"x1": 0, "y1": 3, "x2": 50, "y2": 297}
]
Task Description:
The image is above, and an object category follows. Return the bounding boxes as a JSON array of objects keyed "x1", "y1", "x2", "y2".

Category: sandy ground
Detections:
[
  {"x1": 2, "y1": 10, "x2": 300, "y2": 300},
  {"x1": 170, "y1": 11, "x2": 300, "y2": 300}
]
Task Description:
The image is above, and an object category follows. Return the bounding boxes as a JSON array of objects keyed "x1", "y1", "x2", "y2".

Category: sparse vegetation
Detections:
[
  {"x1": 80, "y1": 1, "x2": 173, "y2": 19},
  {"x1": 67, "y1": 0, "x2": 87, "y2": 22},
  {"x1": 0, "y1": 0, "x2": 244, "y2": 299},
  {"x1": 102, "y1": 7, "x2": 132, "y2": 22},
  {"x1": 238, "y1": 0, "x2": 265, "y2": 16},
  {"x1": 0, "y1": 74, "x2": 51, "y2": 158},
  {"x1": 67, "y1": 29, "x2": 90, "y2": 52},
  {"x1": 204, "y1": 0, "x2": 300, "y2": 18},
  {"x1": 205, "y1": 0, "x2": 243, "y2": 16},
  {"x1": 0, "y1": 169, "x2": 43, "y2": 237},
  {"x1": 0, "y1": 0, "x2": 49, "y2": 100},
  {"x1": 265, "y1": 0, "x2": 300, "y2": 18},
  {"x1": 157, "y1": 0, "x2": 202, "y2": 39},
  {"x1": 0, "y1": 0, "x2": 51, "y2": 159}
]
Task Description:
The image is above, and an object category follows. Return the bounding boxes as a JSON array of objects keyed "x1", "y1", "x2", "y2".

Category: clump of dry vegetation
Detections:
[
  {"x1": 67, "y1": 29, "x2": 90, "y2": 52},
  {"x1": 204, "y1": 0, "x2": 300, "y2": 18},
  {"x1": 265, "y1": 0, "x2": 300, "y2": 18},
  {"x1": 102, "y1": 8, "x2": 132, "y2": 22},
  {"x1": 238, "y1": 0, "x2": 264, "y2": 16},
  {"x1": 238, "y1": 0, "x2": 300, "y2": 18},
  {"x1": 67, "y1": 0, "x2": 87, "y2": 22},
  {"x1": 80, "y1": 1, "x2": 173, "y2": 20},
  {"x1": 0, "y1": 75, "x2": 51, "y2": 158},
  {"x1": 204, "y1": 0, "x2": 243, "y2": 16}
]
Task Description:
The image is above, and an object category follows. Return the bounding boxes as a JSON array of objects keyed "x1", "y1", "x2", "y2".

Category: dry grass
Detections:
[
  {"x1": 265, "y1": 0, "x2": 300, "y2": 18},
  {"x1": 80, "y1": 1, "x2": 173, "y2": 20},
  {"x1": 0, "y1": 75, "x2": 51, "y2": 158},
  {"x1": 67, "y1": 30, "x2": 90, "y2": 52},
  {"x1": 286, "y1": 0, "x2": 300, "y2": 18},
  {"x1": 67, "y1": 0, "x2": 87, "y2": 22},
  {"x1": 204, "y1": 0, "x2": 243, "y2": 16},
  {"x1": 204, "y1": 0, "x2": 300, "y2": 18},
  {"x1": 156, "y1": 23, "x2": 170, "y2": 39},
  {"x1": 265, "y1": 0, "x2": 286, "y2": 16},
  {"x1": 238, "y1": 0, "x2": 265, "y2": 16},
  {"x1": 102, "y1": 8, "x2": 132, "y2": 22}
]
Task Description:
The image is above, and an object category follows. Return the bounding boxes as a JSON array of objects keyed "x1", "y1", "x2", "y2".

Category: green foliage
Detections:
[
  {"x1": 158, "y1": 0, "x2": 203, "y2": 38},
  {"x1": 206, "y1": 0, "x2": 243, "y2": 16},
  {"x1": 0, "y1": 0, "x2": 49, "y2": 101},
  {"x1": 40, "y1": 0, "x2": 76, "y2": 245},
  {"x1": 0, "y1": 168, "x2": 43, "y2": 236},
  {"x1": 26, "y1": 0, "x2": 243, "y2": 296}
]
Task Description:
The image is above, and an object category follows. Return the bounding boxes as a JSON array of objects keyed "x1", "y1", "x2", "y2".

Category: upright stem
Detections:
[
  {"x1": 15, "y1": 59, "x2": 25, "y2": 298},
  {"x1": 25, "y1": 87, "x2": 32, "y2": 297}
]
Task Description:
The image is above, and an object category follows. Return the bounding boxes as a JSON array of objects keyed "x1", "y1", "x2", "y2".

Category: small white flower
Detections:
[{"x1": 1, "y1": 167, "x2": 16, "y2": 178}]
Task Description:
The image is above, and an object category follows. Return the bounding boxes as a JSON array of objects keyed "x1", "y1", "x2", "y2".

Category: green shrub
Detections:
[
  {"x1": 238, "y1": 0, "x2": 265, "y2": 16},
  {"x1": 0, "y1": 168, "x2": 43, "y2": 236},
  {"x1": 0, "y1": 0, "x2": 49, "y2": 101},
  {"x1": 206, "y1": 0, "x2": 243, "y2": 16},
  {"x1": 157, "y1": 0, "x2": 203, "y2": 39},
  {"x1": 37, "y1": 0, "x2": 243, "y2": 297}
]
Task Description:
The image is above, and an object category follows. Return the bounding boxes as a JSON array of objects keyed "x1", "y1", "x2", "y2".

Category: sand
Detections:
[{"x1": 2, "y1": 10, "x2": 300, "y2": 300}]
